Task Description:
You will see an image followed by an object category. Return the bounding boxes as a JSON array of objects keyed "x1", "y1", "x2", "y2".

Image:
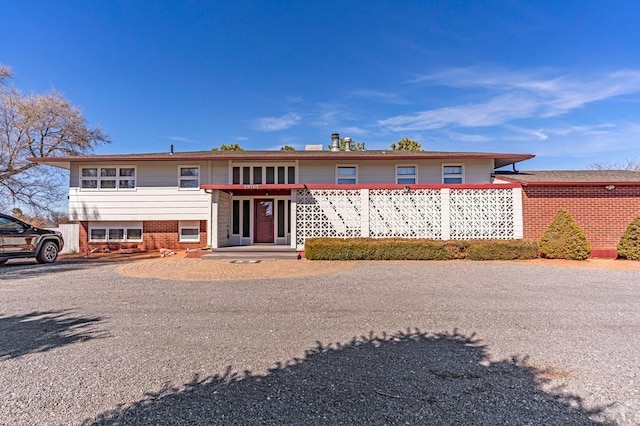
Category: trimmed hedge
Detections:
[
  {"x1": 617, "y1": 216, "x2": 640, "y2": 260},
  {"x1": 304, "y1": 238, "x2": 538, "y2": 261},
  {"x1": 467, "y1": 239, "x2": 539, "y2": 261},
  {"x1": 539, "y1": 210, "x2": 591, "y2": 260}
]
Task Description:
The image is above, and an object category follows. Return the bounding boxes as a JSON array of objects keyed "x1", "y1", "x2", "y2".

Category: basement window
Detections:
[{"x1": 179, "y1": 220, "x2": 200, "y2": 242}]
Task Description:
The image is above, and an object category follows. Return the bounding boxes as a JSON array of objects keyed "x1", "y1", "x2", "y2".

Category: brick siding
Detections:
[
  {"x1": 79, "y1": 220, "x2": 208, "y2": 252},
  {"x1": 522, "y1": 185, "x2": 640, "y2": 257}
]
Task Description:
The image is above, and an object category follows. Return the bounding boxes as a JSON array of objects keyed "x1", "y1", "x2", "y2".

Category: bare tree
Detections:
[
  {"x1": 589, "y1": 158, "x2": 640, "y2": 171},
  {"x1": 0, "y1": 65, "x2": 108, "y2": 213}
]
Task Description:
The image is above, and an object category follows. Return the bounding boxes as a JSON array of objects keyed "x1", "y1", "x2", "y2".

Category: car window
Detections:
[{"x1": 0, "y1": 216, "x2": 26, "y2": 231}]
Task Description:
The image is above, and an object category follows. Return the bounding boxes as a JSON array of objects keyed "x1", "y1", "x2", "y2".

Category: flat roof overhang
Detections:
[
  {"x1": 495, "y1": 178, "x2": 640, "y2": 187},
  {"x1": 28, "y1": 152, "x2": 535, "y2": 170}
]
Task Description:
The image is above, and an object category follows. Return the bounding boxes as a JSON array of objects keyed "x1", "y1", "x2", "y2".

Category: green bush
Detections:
[
  {"x1": 539, "y1": 210, "x2": 591, "y2": 260},
  {"x1": 617, "y1": 216, "x2": 640, "y2": 260},
  {"x1": 467, "y1": 239, "x2": 539, "y2": 260},
  {"x1": 304, "y1": 238, "x2": 538, "y2": 261}
]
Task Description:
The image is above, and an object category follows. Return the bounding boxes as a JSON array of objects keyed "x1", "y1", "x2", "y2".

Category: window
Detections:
[
  {"x1": 119, "y1": 168, "x2": 136, "y2": 189},
  {"x1": 288, "y1": 166, "x2": 296, "y2": 184},
  {"x1": 266, "y1": 167, "x2": 275, "y2": 184},
  {"x1": 127, "y1": 229, "x2": 142, "y2": 240},
  {"x1": 81, "y1": 168, "x2": 98, "y2": 189},
  {"x1": 336, "y1": 165, "x2": 357, "y2": 184},
  {"x1": 81, "y1": 167, "x2": 136, "y2": 190},
  {"x1": 88, "y1": 222, "x2": 142, "y2": 242},
  {"x1": 232, "y1": 200, "x2": 240, "y2": 234},
  {"x1": 242, "y1": 200, "x2": 250, "y2": 238},
  {"x1": 179, "y1": 220, "x2": 200, "y2": 242},
  {"x1": 443, "y1": 164, "x2": 464, "y2": 184},
  {"x1": 396, "y1": 165, "x2": 417, "y2": 184},
  {"x1": 90, "y1": 229, "x2": 106, "y2": 241},
  {"x1": 229, "y1": 164, "x2": 296, "y2": 184},
  {"x1": 179, "y1": 166, "x2": 200, "y2": 189}
]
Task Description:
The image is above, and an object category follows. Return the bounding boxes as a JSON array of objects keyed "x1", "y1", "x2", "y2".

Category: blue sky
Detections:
[{"x1": 2, "y1": 1, "x2": 640, "y2": 170}]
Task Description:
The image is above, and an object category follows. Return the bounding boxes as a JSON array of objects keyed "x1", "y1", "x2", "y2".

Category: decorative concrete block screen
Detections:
[
  {"x1": 295, "y1": 187, "x2": 522, "y2": 249},
  {"x1": 369, "y1": 189, "x2": 442, "y2": 239},
  {"x1": 216, "y1": 190, "x2": 232, "y2": 247},
  {"x1": 449, "y1": 188, "x2": 518, "y2": 239}
]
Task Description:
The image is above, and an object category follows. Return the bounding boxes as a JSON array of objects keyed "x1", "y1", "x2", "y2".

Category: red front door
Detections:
[{"x1": 254, "y1": 199, "x2": 274, "y2": 243}]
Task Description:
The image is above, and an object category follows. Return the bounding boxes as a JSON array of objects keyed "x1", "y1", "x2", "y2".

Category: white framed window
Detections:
[
  {"x1": 90, "y1": 228, "x2": 107, "y2": 241},
  {"x1": 179, "y1": 220, "x2": 200, "y2": 242},
  {"x1": 336, "y1": 165, "x2": 358, "y2": 184},
  {"x1": 396, "y1": 165, "x2": 417, "y2": 184},
  {"x1": 442, "y1": 164, "x2": 464, "y2": 184},
  {"x1": 88, "y1": 222, "x2": 143, "y2": 242},
  {"x1": 81, "y1": 166, "x2": 136, "y2": 190},
  {"x1": 179, "y1": 166, "x2": 200, "y2": 189}
]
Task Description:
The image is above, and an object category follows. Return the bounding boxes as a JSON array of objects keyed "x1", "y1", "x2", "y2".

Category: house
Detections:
[{"x1": 31, "y1": 134, "x2": 640, "y2": 257}]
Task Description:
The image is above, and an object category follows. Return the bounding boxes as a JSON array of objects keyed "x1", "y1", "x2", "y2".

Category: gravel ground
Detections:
[{"x1": 0, "y1": 259, "x2": 638, "y2": 425}]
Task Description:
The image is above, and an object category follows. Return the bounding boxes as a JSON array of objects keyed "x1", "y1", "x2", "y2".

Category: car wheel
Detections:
[{"x1": 36, "y1": 241, "x2": 59, "y2": 264}]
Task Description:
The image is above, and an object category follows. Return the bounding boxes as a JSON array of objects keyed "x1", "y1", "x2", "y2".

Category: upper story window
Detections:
[
  {"x1": 396, "y1": 165, "x2": 417, "y2": 184},
  {"x1": 179, "y1": 166, "x2": 200, "y2": 189},
  {"x1": 81, "y1": 167, "x2": 136, "y2": 190},
  {"x1": 231, "y1": 164, "x2": 296, "y2": 185},
  {"x1": 336, "y1": 165, "x2": 358, "y2": 184},
  {"x1": 442, "y1": 164, "x2": 464, "y2": 184}
]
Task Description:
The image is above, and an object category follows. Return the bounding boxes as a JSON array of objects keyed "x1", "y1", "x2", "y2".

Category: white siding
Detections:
[
  {"x1": 69, "y1": 161, "x2": 232, "y2": 221},
  {"x1": 69, "y1": 187, "x2": 210, "y2": 221},
  {"x1": 298, "y1": 158, "x2": 495, "y2": 184}
]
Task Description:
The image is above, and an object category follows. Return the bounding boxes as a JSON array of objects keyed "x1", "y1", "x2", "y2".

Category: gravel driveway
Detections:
[{"x1": 1, "y1": 259, "x2": 638, "y2": 425}]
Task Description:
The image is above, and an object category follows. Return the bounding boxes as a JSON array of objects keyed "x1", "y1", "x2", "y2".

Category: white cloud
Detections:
[
  {"x1": 382, "y1": 67, "x2": 640, "y2": 131},
  {"x1": 161, "y1": 136, "x2": 197, "y2": 143},
  {"x1": 447, "y1": 132, "x2": 491, "y2": 143},
  {"x1": 379, "y1": 92, "x2": 540, "y2": 131},
  {"x1": 348, "y1": 89, "x2": 406, "y2": 104},
  {"x1": 253, "y1": 113, "x2": 301, "y2": 132},
  {"x1": 341, "y1": 126, "x2": 368, "y2": 136}
]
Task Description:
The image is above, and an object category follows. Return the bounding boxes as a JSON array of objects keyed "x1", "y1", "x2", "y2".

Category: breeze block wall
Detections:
[
  {"x1": 522, "y1": 185, "x2": 640, "y2": 258},
  {"x1": 79, "y1": 220, "x2": 208, "y2": 252}
]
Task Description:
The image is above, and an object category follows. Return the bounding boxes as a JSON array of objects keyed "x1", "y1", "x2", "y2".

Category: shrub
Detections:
[
  {"x1": 304, "y1": 238, "x2": 457, "y2": 260},
  {"x1": 304, "y1": 238, "x2": 538, "y2": 261},
  {"x1": 467, "y1": 239, "x2": 539, "y2": 260},
  {"x1": 617, "y1": 216, "x2": 640, "y2": 260},
  {"x1": 539, "y1": 210, "x2": 591, "y2": 260}
]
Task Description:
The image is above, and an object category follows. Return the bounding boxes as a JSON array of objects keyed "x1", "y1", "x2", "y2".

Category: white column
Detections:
[
  {"x1": 290, "y1": 190, "x2": 298, "y2": 249},
  {"x1": 360, "y1": 189, "x2": 370, "y2": 237},
  {"x1": 512, "y1": 187, "x2": 523, "y2": 239},
  {"x1": 211, "y1": 190, "x2": 219, "y2": 248},
  {"x1": 440, "y1": 188, "x2": 450, "y2": 240}
]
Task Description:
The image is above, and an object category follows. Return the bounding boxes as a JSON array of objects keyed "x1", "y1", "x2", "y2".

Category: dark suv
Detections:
[{"x1": 0, "y1": 213, "x2": 64, "y2": 265}]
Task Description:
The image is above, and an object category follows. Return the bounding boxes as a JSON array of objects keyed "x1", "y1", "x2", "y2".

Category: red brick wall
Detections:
[
  {"x1": 522, "y1": 185, "x2": 640, "y2": 257},
  {"x1": 142, "y1": 220, "x2": 208, "y2": 250},
  {"x1": 79, "y1": 220, "x2": 208, "y2": 252}
]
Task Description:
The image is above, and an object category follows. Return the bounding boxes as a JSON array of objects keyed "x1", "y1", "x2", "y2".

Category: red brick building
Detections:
[{"x1": 497, "y1": 171, "x2": 640, "y2": 258}]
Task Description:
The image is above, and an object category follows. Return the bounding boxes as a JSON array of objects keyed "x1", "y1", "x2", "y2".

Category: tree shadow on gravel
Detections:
[
  {"x1": 0, "y1": 309, "x2": 108, "y2": 360},
  {"x1": 0, "y1": 261, "x2": 97, "y2": 281},
  {"x1": 88, "y1": 329, "x2": 607, "y2": 425}
]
